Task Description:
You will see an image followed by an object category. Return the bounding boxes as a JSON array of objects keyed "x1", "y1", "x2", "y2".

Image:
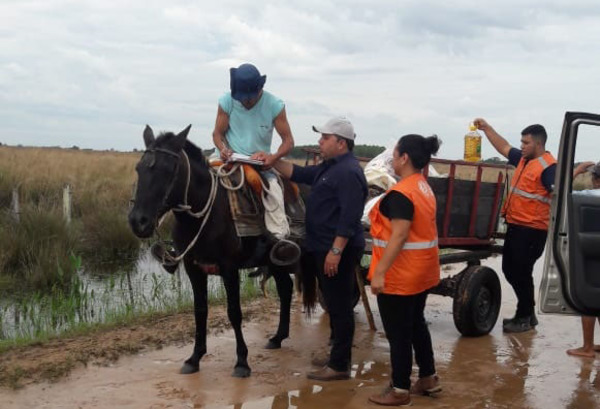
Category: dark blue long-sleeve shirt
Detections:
[{"x1": 291, "y1": 152, "x2": 368, "y2": 252}]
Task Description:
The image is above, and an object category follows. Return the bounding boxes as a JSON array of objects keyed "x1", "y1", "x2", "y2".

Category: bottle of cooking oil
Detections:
[{"x1": 464, "y1": 123, "x2": 482, "y2": 162}]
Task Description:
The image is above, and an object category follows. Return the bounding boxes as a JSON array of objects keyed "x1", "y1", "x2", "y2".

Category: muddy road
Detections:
[{"x1": 2, "y1": 256, "x2": 599, "y2": 408}]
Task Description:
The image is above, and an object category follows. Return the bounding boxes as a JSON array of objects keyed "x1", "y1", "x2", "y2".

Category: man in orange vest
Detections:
[{"x1": 474, "y1": 118, "x2": 556, "y2": 333}]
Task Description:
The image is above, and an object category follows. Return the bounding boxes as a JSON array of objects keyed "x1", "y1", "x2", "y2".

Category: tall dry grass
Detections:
[{"x1": 0, "y1": 146, "x2": 142, "y2": 289}]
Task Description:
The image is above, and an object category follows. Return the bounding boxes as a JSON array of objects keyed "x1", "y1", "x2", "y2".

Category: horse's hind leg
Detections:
[
  {"x1": 265, "y1": 266, "x2": 293, "y2": 350},
  {"x1": 181, "y1": 262, "x2": 208, "y2": 374},
  {"x1": 222, "y1": 268, "x2": 251, "y2": 378}
]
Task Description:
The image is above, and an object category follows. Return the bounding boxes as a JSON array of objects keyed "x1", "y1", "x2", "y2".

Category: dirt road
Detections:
[{"x1": 2, "y1": 256, "x2": 599, "y2": 408}]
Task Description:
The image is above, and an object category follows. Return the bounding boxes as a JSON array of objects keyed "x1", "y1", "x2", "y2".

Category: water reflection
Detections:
[
  {"x1": 441, "y1": 332, "x2": 539, "y2": 407},
  {"x1": 0, "y1": 248, "x2": 262, "y2": 341},
  {"x1": 565, "y1": 361, "x2": 600, "y2": 409},
  {"x1": 220, "y1": 385, "x2": 337, "y2": 409}
]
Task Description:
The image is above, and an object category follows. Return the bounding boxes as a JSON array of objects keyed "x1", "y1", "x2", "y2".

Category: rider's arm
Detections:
[
  {"x1": 272, "y1": 108, "x2": 294, "y2": 161},
  {"x1": 212, "y1": 106, "x2": 231, "y2": 159}
]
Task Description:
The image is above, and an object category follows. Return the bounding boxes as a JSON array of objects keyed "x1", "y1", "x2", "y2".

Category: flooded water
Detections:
[
  {"x1": 2, "y1": 255, "x2": 600, "y2": 408},
  {"x1": 0, "y1": 249, "x2": 257, "y2": 340}
]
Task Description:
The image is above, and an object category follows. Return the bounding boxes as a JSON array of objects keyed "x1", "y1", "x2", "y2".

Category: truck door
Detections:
[{"x1": 539, "y1": 112, "x2": 600, "y2": 316}]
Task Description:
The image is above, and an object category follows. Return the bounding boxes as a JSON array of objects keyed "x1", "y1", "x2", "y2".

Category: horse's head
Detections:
[{"x1": 128, "y1": 124, "x2": 191, "y2": 238}]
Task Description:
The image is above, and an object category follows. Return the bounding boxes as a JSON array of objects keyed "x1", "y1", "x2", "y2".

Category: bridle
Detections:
[
  {"x1": 138, "y1": 147, "x2": 219, "y2": 264},
  {"x1": 134, "y1": 145, "x2": 285, "y2": 266}
]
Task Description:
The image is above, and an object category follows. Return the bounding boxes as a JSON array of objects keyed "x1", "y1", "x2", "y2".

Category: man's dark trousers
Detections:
[
  {"x1": 502, "y1": 223, "x2": 547, "y2": 318},
  {"x1": 307, "y1": 247, "x2": 363, "y2": 372}
]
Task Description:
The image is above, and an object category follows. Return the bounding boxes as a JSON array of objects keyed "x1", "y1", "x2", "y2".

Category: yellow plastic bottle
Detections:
[{"x1": 464, "y1": 123, "x2": 482, "y2": 162}]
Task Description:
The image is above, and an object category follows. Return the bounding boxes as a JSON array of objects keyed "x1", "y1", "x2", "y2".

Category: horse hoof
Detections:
[
  {"x1": 232, "y1": 366, "x2": 251, "y2": 378},
  {"x1": 180, "y1": 363, "x2": 199, "y2": 374},
  {"x1": 264, "y1": 340, "x2": 282, "y2": 350}
]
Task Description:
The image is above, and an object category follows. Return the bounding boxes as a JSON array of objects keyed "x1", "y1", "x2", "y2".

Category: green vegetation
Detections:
[{"x1": 0, "y1": 146, "x2": 141, "y2": 291}]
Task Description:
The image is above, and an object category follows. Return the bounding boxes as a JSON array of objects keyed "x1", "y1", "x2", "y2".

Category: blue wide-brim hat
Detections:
[{"x1": 230, "y1": 63, "x2": 267, "y2": 102}]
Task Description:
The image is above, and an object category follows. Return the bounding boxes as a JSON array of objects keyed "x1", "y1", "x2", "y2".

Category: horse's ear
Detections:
[
  {"x1": 143, "y1": 125, "x2": 155, "y2": 148},
  {"x1": 172, "y1": 124, "x2": 192, "y2": 151},
  {"x1": 179, "y1": 124, "x2": 192, "y2": 138}
]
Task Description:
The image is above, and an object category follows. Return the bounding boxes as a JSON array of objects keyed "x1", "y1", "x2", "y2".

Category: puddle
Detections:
[{"x1": 2, "y1": 256, "x2": 600, "y2": 408}]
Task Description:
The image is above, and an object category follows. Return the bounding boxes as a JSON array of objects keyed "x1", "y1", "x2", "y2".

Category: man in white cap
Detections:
[
  {"x1": 273, "y1": 116, "x2": 368, "y2": 381},
  {"x1": 212, "y1": 63, "x2": 295, "y2": 240}
]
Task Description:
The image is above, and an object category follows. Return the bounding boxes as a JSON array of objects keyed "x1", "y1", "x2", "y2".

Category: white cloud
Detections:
[{"x1": 0, "y1": 0, "x2": 599, "y2": 160}]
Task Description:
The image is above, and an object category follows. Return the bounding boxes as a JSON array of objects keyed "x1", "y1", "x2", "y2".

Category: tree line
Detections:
[{"x1": 288, "y1": 144, "x2": 386, "y2": 160}]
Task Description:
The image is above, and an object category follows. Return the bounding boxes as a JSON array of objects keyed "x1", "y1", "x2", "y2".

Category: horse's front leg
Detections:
[
  {"x1": 221, "y1": 266, "x2": 251, "y2": 378},
  {"x1": 181, "y1": 260, "x2": 208, "y2": 374},
  {"x1": 265, "y1": 265, "x2": 293, "y2": 349}
]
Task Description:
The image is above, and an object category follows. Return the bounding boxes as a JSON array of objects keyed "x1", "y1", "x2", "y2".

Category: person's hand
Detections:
[
  {"x1": 262, "y1": 154, "x2": 278, "y2": 168},
  {"x1": 574, "y1": 161, "x2": 595, "y2": 177},
  {"x1": 473, "y1": 118, "x2": 491, "y2": 132},
  {"x1": 323, "y1": 251, "x2": 341, "y2": 277},
  {"x1": 220, "y1": 147, "x2": 233, "y2": 162},
  {"x1": 250, "y1": 151, "x2": 275, "y2": 169},
  {"x1": 370, "y1": 271, "x2": 385, "y2": 295}
]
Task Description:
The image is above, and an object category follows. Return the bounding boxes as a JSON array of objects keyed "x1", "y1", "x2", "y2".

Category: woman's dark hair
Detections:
[{"x1": 396, "y1": 134, "x2": 441, "y2": 170}]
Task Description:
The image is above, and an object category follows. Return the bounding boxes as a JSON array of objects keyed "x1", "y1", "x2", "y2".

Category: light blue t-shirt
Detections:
[{"x1": 218, "y1": 91, "x2": 285, "y2": 156}]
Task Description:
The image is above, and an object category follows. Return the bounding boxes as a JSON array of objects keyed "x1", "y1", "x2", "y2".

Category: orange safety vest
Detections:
[
  {"x1": 367, "y1": 173, "x2": 440, "y2": 295},
  {"x1": 502, "y1": 151, "x2": 556, "y2": 231}
]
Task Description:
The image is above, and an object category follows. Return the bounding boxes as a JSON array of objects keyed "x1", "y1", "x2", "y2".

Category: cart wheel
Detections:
[
  {"x1": 317, "y1": 275, "x2": 361, "y2": 312},
  {"x1": 453, "y1": 265, "x2": 501, "y2": 336}
]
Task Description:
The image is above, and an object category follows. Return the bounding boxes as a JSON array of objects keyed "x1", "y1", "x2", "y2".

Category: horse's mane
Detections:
[
  {"x1": 153, "y1": 131, "x2": 208, "y2": 167},
  {"x1": 183, "y1": 140, "x2": 209, "y2": 167}
]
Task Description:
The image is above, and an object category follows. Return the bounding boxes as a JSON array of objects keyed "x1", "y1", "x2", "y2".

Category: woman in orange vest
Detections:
[{"x1": 368, "y1": 134, "x2": 442, "y2": 407}]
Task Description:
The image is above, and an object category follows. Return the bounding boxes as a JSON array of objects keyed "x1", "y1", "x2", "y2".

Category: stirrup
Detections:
[{"x1": 269, "y1": 239, "x2": 301, "y2": 267}]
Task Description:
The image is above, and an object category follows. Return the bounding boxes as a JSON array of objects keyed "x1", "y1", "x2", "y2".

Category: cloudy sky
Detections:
[{"x1": 1, "y1": 0, "x2": 599, "y2": 160}]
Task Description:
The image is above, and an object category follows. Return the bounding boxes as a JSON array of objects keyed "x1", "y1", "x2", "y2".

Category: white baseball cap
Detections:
[{"x1": 312, "y1": 116, "x2": 356, "y2": 141}]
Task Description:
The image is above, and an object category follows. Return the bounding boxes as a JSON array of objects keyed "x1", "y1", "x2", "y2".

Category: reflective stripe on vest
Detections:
[
  {"x1": 537, "y1": 156, "x2": 550, "y2": 169},
  {"x1": 372, "y1": 238, "x2": 438, "y2": 250},
  {"x1": 508, "y1": 187, "x2": 552, "y2": 204}
]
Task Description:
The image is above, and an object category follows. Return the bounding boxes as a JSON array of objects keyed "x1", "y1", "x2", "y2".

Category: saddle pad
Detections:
[{"x1": 219, "y1": 166, "x2": 306, "y2": 239}]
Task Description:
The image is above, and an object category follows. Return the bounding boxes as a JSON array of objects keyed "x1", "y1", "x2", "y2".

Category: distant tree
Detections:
[
  {"x1": 71, "y1": 145, "x2": 80, "y2": 150},
  {"x1": 288, "y1": 144, "x2": 385, "y2": 160},
  {"x1": 483, "y1": 156, "x2": 508, "y2": 165}
]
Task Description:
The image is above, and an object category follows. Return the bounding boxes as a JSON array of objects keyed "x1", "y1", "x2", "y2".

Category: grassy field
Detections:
[
  {"x1": 0, "y1": 146, "x2": 142, "y2": 290},
  {"x1": 5, "y1": 144, "x2": 587, "y2": 291}
]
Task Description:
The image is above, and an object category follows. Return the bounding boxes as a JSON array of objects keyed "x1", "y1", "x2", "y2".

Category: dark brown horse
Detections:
[{"x1": 128, "y1": 125, "x2": 314, "y2": 377}]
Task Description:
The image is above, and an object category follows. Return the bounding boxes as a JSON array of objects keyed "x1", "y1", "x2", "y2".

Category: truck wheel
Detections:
[{"x1": 453, "y1": 265, "x2": 501, "y2": 336}]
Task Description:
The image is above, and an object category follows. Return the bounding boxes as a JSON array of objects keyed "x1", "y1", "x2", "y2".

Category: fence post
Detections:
[
  {"x1": 63, "y1": 184, "x2": 72, "y2": 224},
  {"x1": 10, "y1": 187, "x2": 20, "y2": 222}
]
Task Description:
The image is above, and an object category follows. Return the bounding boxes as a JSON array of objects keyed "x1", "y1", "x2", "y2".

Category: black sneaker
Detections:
[
  {"x1": 530, "y1": 313, "x2": 539, "y2": 327},
  {"x1": 503, "y1": 316, "x2": 533, "y2": 333},
  {"x1": 503, "y1": 313, "x2": 538, "y2": 327}
]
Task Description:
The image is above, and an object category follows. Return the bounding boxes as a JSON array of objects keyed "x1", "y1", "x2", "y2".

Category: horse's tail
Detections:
[{"x1": 297, "y1": 251, "x2": 318, "y2": 316}]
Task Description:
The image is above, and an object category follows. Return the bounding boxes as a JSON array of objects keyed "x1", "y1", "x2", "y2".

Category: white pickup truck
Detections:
[{"x1": 540, "y1": 111, "x2": 600, "y2": 316}]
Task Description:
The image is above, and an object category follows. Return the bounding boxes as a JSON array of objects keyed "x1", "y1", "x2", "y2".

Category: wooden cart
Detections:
[{"x1": 304, "y1": 148, "x2": 510, "y2": 337}]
